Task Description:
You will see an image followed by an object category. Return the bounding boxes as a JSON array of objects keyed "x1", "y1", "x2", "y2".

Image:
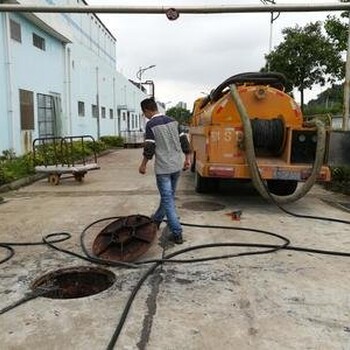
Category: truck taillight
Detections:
[{"x1": 209, "y1": 166, "x2": 234, "y2": 177}]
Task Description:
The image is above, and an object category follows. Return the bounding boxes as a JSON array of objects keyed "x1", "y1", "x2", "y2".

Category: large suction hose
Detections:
[{"x1": 230, "y1": 84, "x2": 327, "y2": 204}]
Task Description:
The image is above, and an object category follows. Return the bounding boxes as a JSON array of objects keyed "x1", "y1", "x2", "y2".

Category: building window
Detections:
[
  {"x1": 10, "y1": 19, "x2": 21, "y2": 42},
  {"x1": 78, "y1": 101, "x2": 85, "y2": 117},
  {"x1": 101, "y1": 107, "x2": 106, "y2": 119},
  {"x1": 37, "y1": 93, "x2": 55, "y2": 138},
  {"x1": 92, "y1": 104, "x2": 98, "y2": 118},
  {"x1": 109, "y1": 108, "x2": 113, "y2": 119},
  {"x1": 19, "y1": 89, "x2": 34, "y2": 130},
  {"x1": 33, "y1": 33, "x2": 46, "y2": 51}
]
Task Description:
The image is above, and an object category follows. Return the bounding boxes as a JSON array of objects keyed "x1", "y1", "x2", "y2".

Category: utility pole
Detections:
[
  {"x1": 260, "y1": 0, "x2": 280, "y2": 71},
  {"x1": 136, "y1": 64, "x2": 156, "y2": 93}
]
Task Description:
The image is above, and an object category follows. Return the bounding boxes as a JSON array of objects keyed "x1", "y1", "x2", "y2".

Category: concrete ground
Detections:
[{"x1": 0, "y1": 148, "x2": 350, "y2": 350}]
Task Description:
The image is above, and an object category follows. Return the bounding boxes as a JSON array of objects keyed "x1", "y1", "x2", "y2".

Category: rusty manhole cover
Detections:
[
  {"x1": 31, "y1": 266, "x2": 116, "y2": 299},
  {"x1": 181, "y1": 201, "x2": 226, "y2": 211},
  {"x1": 92, "y1": 215, "x2": 157, "y2": 262}
]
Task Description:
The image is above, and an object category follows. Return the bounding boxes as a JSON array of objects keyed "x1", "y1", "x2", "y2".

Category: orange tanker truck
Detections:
[{"x1": 189, "y1": 72, "x2": 350, "y2": 203}]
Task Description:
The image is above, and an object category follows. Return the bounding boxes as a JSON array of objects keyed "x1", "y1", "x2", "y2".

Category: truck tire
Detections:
[
  {"x1": 267, "y1": 180, "x2": 298, "y2": 196},
  {"x1": 195, "y1": 172, "x2": 218, "y2": 193},
  {"x1": 195, "y1": 171, "x2": 206, "y2": 193},
  {"x1": 190, "y1": 152, "x2": 196, "y2": 173}
]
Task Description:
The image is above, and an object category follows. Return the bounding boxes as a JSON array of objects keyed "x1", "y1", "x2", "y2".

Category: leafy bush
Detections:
[
  {"x1": 100, "y1": 135, "x2": 124, "y2": 148},
  {"x1": 304, "y1": 103, "x2": 342, "y2": 116},
  {"x1": 85, "y1": 139, "x2": 107, "y2": 154},
  {"x1": 33, "y1": 139, "x2": 107, "y2": 166},
  {"x1": 0, "y1": 151, "x2": 35, "y2": 186},
  {"x1": 0, "y1": 138, "x2": 109, "y2": 186},
  {"x1": 324, "y1": 166, "x2": 350, "y2": 195}
]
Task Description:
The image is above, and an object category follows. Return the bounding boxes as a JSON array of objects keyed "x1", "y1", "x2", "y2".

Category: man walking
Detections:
[{"x1": 139, "y1": 98, "x2": 191, "y2": 244}]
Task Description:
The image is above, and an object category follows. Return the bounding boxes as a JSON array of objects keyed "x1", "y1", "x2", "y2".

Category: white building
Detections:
[
  {"x1": 0, "y1": 0, "x2": 148, "y2": 155},
  {"x1": 176, "y1": 101, "x2": 187, "y2": 110}
]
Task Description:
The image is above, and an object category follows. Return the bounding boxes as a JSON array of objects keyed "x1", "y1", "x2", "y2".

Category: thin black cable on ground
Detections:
[
  {"x1": 79, "y1": 215, "x2": 139, "y2": 269},
  {"x1": 0, "y1": 209, "x2": 349, "y2": 348},
  {"x1": 0, "y1": 293, "x2": 40, "y2": 316},
  {"x1": 44, "y1": 231, "x2": 138, "y2": 269},
  {"x1": 272, "y1": 202, "x2": 350, "y2": 224},
  {"x1": 105, "y1": 216, "x2": 350, "y2": 349},
  {"x1": 106, "y1": 238, "x2": 290, "y2": 350},
  {"x1": 0, "y1": 244, "x2": 14, "y2": 264},
  {"x1": 0, "y1": 233, "x2": 71, "y2": 265},
  {"x1": 0, "y1": 287, "x2": 59, "y2": 316}
]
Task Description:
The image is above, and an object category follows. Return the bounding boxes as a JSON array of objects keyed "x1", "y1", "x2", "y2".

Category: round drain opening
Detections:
[
  {"x1": 181, "y1": 201, "x2": 226, "y2": 211},
  {"x1": 31, "y1": 266, "x2": 116, "y2": 299}
]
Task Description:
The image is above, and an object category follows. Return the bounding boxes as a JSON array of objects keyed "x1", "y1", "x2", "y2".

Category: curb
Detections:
[{"x1": 0, "y1": 173, "x2": 46, "y2": 193}]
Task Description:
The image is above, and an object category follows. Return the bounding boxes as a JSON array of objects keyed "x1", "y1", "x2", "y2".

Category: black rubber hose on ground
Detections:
[
  {"x1": 105, "y1": 217, "x2": 350, "y2": 349},
  {"x1": 1, "y1": 215, "x2": 350, "y2": 348},
  {"x1": 229, "y1": 84, "x2": 326, "y2": 204},
  {"x1": 0, "y1": 244, "x2": 14, "y2": 264},
  {"x1": 106, "y1": 229, "x2": 290, "y2": 350},
  {"x1": 79, "y1": 216, "x2": 139, "y2": 269}
]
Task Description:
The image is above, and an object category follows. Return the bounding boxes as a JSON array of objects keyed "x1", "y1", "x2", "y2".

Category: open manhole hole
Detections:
[
  {"x1": 31, "y1": 266, "x2": 116, "y2": 299},
  {"x1": 181, "y1": 201, "x2": 226, "y2": 211}
]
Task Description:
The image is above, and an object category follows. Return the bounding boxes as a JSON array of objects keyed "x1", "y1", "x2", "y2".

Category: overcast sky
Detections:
[{"x1": 87, "y1": 0, "x2": 341, "y2": 109}]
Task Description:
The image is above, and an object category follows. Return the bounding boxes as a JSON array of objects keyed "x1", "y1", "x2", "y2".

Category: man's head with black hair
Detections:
[
  {"x1": 141, "y1": 98, "x2": 158, "y2": 114},
  {"x1": 140, "y1": 98, "x2": 158, "y2": 120}
]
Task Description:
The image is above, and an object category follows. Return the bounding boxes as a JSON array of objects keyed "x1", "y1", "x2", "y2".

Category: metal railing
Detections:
[{"x1": 120, "y1": 131, "x2": 145, "y2": 147}]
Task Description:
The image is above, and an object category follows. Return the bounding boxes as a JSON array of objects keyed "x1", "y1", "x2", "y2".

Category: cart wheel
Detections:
[
  {"x1": 48, "y1": 174, "x2": 60, "y2": 186},
  {"x1": 74, "y1": 173, "x2": 85, "y2": 182}
]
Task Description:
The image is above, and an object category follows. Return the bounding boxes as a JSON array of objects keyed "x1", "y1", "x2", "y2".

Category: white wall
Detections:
[
  {"x1": 0, "y1": 1, "x2": 148, "y2": 154},
  {"x1": 0, "y1": 14, "x2": 10, "y2": 154},
  {"x1": 0, "y1": 12, "x2": 65, "y2": 154}
]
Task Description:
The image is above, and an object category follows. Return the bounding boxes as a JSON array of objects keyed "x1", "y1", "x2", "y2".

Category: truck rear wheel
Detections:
[
  {"x1": 190, "y1": 152, "x2": 196, "y2": 173},
  {"x1": 195, "y1": 172, "x2": 218, "y2": 193},
  {"x1": 195, "y1": 171, "x2": 205, "y2": 193},
  {"x1": 267, "y1": 180, "x2": 298, "y2": 196}
]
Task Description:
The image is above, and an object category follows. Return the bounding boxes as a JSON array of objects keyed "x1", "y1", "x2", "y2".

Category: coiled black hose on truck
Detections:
[{"x1": 229, "y1": 84, "x2": 326, "y2": 204}]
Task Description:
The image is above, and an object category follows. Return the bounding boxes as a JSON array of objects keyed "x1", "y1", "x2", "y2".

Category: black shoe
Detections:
[{"x1": 173, "y1": 235, "x2": 183, "y2": 245}]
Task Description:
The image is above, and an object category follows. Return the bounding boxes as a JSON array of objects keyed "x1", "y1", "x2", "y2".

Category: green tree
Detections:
[
  {"x1": 324, "y1": 0, "x2": 349, "y2": 52},
  {"x1": 166, "y1": 106, "x2": 191, "y2": 125},
  {"x1": 264, "y1": 22, "x2": 344, "y2": 110},
  {"x1": 305, "y1": 84, "x2": 343, "y2": 115}
]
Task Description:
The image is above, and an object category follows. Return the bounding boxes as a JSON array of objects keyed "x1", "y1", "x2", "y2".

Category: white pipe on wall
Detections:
[
  {"x1": 67, "y1": 46, "x2": 72, "y2": 135},
  {"x1": 4, "y1": 13, "x2": 15, "y2": 150},
  {"x1": 113, "y1": 76, "x2": 117, "y2": 136}
]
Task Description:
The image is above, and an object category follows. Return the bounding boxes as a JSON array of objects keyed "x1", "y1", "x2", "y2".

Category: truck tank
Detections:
[{"x1": 189, "y1": 72, "x2": 349, "y2": 203}]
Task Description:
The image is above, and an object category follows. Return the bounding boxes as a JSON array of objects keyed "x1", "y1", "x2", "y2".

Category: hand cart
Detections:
[{"x1": 32, "y1": 135, "x2": 100, "y2": 185}]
